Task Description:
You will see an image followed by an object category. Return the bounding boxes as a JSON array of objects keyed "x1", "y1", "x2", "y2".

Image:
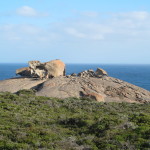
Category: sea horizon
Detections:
[{"x1": 0, "y1": 62, "x2": 150, "y2": 65}]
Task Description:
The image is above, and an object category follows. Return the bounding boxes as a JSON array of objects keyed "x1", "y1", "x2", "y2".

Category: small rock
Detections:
[
  {"x1": 66, "y1": 75, "x2": 71, "y2": 78},
  {"x1": 78, "y1": 69, "x2": 96, "y2": 78},
  {"x1": 95, "y1": 68, "x2": 108, "y2": 76},
  {"x1": 88, "y1": 69, "x2": 94, "y2": 72},
  {"x1": 71, "y1": 73, "x2": 77, "y2": 77}
]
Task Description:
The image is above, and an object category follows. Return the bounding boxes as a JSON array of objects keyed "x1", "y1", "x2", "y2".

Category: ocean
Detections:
[{"x1": 0, "y1": 63, "x2": 150, "y2": 91}]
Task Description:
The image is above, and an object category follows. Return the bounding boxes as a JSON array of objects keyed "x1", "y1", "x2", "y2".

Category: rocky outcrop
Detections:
[
  {"x1": 35, "y1": 76, "x2": 150, "y2": 103},
  {"x1": 77, "y1": 68, "x2": 107, "y2": 78},
  {"x1": 16, "y1": 59, "x2": 65, "y2": 79},
  {"x1": 78, "y1": 69, "x2": 95, "y2": 78},
  {"x1": 0, "y1": 77, "x2": 46, "y2": 93},
  {"x1": 0, "y1": 75, "x2": 149, "y2": 103},
  {"x1": 28, "y1": 61, "x2": 47, "y2": 79},
  {"x1": 44, "y1": 60, "x2": 66, "y2": 78},
  {"x1": 1, "y1": 64, "x2": 150, "y2": 103}
]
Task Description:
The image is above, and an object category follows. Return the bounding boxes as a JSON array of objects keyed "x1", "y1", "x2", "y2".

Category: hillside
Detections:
[
  {"x1": 0, "y1": 76, "x2": 150, "y2": 104},
  {"x1": 0, "y1": 90, "x2": 150, "y2": 150}
]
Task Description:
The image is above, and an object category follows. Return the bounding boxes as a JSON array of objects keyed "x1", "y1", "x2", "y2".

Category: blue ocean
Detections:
[{"x1": 0, "y1": 63, "x2": 150, "y2": 91}]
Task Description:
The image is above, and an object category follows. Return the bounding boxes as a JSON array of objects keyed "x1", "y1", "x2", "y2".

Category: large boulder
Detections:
[
  {"x1": 28, "y1": 61, "x2": 47, "y2": 79},
  {"x1": 44, "y1": 60, "x2": 66, "y2": 78},
  {"x1": 28, "y1": 61, "x2": 41, "y2": 70},
  {"x1": 16, "y1": 59, "x2": 66, "y2": 79}
]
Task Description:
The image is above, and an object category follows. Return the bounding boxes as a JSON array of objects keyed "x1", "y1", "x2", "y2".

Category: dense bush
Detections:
[{"x1": 0, "y1": 90, "x2": 149, "y2": 149}]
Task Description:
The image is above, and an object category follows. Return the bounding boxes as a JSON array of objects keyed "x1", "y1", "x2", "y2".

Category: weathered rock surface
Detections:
[
  {"x1": 0, "y1": 76, "x2": 150, "y2": 103},
  {"x1": 44, "y1": 60, "x2": 66, "y2": 78},
  {"x1": 78, "y1": 69, "x2": 96, "y2": 78},
  {"x1": 95, "y1": 68, "x2": 108, "y2": 76},
  {"x1": 77, "y1": 68, "x2": 108, "y2": 78},
  {"x1": 35, "y1": 76, "x2": 150, "y2": 103},
  {"x1": 16, "y1": 59, "x2": 65, "y2": 79},
  {"x1": 0, "y1": 77, "x2": 46, "y2": 93},
  {"x1": 16, "y1": 67, "x2": 31, "y2": 77},
  {"x1": 1, "y1": 63, "x2": 150, "y2": 103}
]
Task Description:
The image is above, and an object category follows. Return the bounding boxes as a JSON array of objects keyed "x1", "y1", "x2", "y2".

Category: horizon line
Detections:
[{"x1": 0, "y1": 62, "x2": 150, "y2": 65}]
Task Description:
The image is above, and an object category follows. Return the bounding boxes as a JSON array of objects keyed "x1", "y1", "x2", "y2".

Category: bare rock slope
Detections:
[
  {"x1": 0, "y1": 76, "x2": 150, "y2": 103},
  {"x1": 36, "y1": 76, "x2": 150, "y2": 103},
  {"x1": 1, "y1": 59, "x2": 150, "y2": 103},
  {"x1": 0, "y1": 77, "x2": 46, "y2": 93}
]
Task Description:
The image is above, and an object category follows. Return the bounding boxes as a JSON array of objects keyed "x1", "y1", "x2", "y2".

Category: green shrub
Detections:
[
  {"x1": 0, "y1": 91, "x2": 149, "y2": 149},
  {"x1": 16, "y1": 89, "x2": 36, "y2": 96}
]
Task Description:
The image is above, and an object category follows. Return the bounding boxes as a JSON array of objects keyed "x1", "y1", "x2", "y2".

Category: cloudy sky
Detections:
[{"x1": 0, "y1": 0, "x2": 150, "y2": 64}]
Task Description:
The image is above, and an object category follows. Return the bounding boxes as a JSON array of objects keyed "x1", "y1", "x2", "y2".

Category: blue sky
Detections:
[{"x1": 0, "y1": 0, "x2": 150, "y2": 64}]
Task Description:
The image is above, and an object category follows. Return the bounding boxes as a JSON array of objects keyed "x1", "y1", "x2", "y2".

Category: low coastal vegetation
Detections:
[{"x1": 0, "y1": 90, "x2": 150, "y2": 150}]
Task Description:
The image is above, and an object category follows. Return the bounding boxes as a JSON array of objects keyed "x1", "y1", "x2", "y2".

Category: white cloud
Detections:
[
  {"x1": 62, "y1": 11, "x2": 150, "y2": 42},
  {"x1": 19, "y1": 25, "x2": 41, "y2": 35},
  {"x1": 108, "y1": 11, "x2": 150, "y2": 38},
  {"x1": 0, "y1": 23, "x2": 62, "y2": 45},
  {"x1": 1, "y1": 11, "x2": 150, "y2": 63},
  {"x1": 113, "y1": 11, "x2": 149, "y2": 21},
  {"x1": 65, "y1": 28, "x2": 86, "y2": 38},
  {"x1": 0, "y1": 24, "x2": 21, "y2": 41},
  {"x1": 65, "y1": 22, "x2": 113, "y2": 40},
  {"x1": 130, "y1": 11, "x2": 149, "y2": 20},
  {"x1": 1, "y1": 11, "x2": 150, "y2": 44},
  {"x1": 16, "y1": 6, "x2": 49, "y2": 17},
  {"x1": 81, "y1": 11, "x2": 99, "y2": 17}
]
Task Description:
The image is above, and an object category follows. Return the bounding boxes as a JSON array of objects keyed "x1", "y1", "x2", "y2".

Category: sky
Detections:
[{"x1": 0, "y1": 0, "x2": 150, "y2": 64}]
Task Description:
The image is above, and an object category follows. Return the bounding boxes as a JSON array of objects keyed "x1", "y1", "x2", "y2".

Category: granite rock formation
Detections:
[
  {"x1": 44, "y1": 60, "x2": 66, "y2": 78},
  {"x1": 1, "y1": 62, "x2": 150, "y2": 103},
  {"x1": 95, "y1": 68, "x2": 108, "y2": 77},
  {"x1": 0, "y1": 75, "x2": 150, "y2": 103},
  {"x1": 16, "y1": 59, "x2": 65, "y2": 79},
  {"x1": 0, "y1": 77, "x2": 46, "y2": 93},
  {"x1": 77, "y1": 68, "x2": 108, "y2": 78},
  {"x1": 16, "y1": 67, "x2": 31, "y2": 77},
  {"x1": 35, "y1": 76, "x2": 150, "y2": 103}
]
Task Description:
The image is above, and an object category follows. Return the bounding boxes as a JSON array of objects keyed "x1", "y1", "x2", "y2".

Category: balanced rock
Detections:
[
  {"x1": 29, "y1": 61, "x2": 41, "y2": 70},
  {"x1": 2, "y1": 63, "x2": 150, "y2": 103},
  {"x1": 16, "y1": 59, "x2": 65, "y2": 79},
  {"x1": 44, "y1": 60, "x2": 66, "y2": 78},
  {"x1": 28, "y1": 61, "x2": 46, "y2": 79}
]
